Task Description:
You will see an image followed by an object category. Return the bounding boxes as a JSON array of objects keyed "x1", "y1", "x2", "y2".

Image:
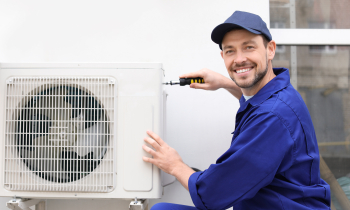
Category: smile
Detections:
[{"x1": 235, "y1": 67, "x2": 253, "y2": 74}]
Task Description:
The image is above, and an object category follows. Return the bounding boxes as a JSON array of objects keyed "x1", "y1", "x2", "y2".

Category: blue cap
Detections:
[{"x1": 211, "y1": 11, "x2": 272, "y2": 50}]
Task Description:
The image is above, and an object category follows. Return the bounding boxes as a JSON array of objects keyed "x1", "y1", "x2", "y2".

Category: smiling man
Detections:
[{"x1": 143, "y1": 11, "x2": 331, "y2": 210}]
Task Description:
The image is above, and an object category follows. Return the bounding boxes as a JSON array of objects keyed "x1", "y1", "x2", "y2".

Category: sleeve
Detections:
[{"x1": 188, "y1": 111, "x2": 295, "y2": 210}]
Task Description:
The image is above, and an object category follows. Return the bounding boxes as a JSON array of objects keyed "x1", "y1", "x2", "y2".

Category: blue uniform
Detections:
[{"x1": 152, "y1": 68, "x2": 331, "y2": 210}]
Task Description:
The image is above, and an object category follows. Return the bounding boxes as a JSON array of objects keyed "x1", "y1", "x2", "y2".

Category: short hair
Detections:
[{"x1": 262, "y1": 35, "x2": 269, "y2": 48}]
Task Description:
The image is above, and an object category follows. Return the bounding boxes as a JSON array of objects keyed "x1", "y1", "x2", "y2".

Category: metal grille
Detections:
[{"x1": 4, "y1": 77, "x2": 115, "y2": 192}]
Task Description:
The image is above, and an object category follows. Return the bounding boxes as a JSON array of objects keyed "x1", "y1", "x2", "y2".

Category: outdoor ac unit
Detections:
[{"x1": 0, "y1": 63, "x2": 165, "y2": 199}]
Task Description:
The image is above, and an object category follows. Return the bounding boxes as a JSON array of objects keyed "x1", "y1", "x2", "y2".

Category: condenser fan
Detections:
[{"x1": 17, "y1": 85, "x2": 109, "y2": 183}]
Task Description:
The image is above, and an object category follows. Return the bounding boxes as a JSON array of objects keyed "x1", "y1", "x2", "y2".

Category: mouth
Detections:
[{"x1": 234, "y1": 67, "x2": 254, "y2": 74}]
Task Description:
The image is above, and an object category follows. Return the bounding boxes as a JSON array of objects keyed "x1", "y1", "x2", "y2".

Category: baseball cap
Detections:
[{"x1": 211, "y1": 11, "x2": 272, "y2": 50}]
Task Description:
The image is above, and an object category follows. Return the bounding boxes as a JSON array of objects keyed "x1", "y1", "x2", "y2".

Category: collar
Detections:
[{"x1": 237, "y1": 68, "x2": 291, "y2": 113}]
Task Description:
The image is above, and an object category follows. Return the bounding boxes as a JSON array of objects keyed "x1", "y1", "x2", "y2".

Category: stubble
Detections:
[{"x1": 230, "y1": 55, "x2": 269, "y2": 89}]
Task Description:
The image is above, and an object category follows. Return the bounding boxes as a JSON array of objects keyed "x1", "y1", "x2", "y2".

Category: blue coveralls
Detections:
[{"x1": 153, "y1": 68, "x2": 331, "y2": 210}]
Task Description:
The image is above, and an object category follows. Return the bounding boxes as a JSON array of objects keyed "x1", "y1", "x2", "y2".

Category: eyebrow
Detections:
[
  {"x1": 222, "y1": 40, "x2": 258, "y2": 51},
  {"x1": 242, "y1": 40, "x2": 257, "y2": 45},
  {"x1": 223, "y1": 45, "x2": 234, "y2": 50}
]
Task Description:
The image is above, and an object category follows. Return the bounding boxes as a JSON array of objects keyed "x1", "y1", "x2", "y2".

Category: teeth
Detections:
[{"x1": 236, "y1": 68, "x2": 251, "y2": 74}]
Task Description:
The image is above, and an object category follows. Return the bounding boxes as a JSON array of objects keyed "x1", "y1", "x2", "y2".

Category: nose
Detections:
[{"x1": 234, "y1": 50, "x2": 247, "y2": 65}]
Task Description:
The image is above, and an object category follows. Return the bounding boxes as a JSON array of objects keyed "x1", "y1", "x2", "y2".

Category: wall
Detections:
[{"x1": 0, "y1": 0, "x2": 268, "y2": 209}]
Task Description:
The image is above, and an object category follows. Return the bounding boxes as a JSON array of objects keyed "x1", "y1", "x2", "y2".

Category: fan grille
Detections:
[{"x1": 4, "y1": 77, "x2": 115, "y2": 192}]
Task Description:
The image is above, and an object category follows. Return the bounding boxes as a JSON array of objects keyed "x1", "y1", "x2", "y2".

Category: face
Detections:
[{"x1": 220, "y1": 29, "x2": 272, "y2": 90}]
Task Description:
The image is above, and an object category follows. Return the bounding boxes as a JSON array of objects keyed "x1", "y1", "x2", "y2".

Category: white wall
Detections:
[{"x1": 0, "y1": 0, "x2": 269, "y2": 209}]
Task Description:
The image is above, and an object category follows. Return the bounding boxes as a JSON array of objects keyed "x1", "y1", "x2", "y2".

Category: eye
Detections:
[
  {"x1": 246, "y1": 46, "x2": 254, "y2": 50},
  {"x1": 225, "y1": 50, "x2": 233, "y2": 54}
]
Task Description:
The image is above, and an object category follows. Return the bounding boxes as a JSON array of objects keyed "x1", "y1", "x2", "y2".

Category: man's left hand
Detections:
[
  {"x1": 142, "y1": 130, "x2": 184, "y2": 175},
  {"x1": 142, "y1": 130, "x2": 195, "y2": 190}
]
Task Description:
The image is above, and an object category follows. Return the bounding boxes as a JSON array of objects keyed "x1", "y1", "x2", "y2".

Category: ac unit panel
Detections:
[
  {"x1": 122, "y1": 97, "x2": 154, "y2": 192},
  {"x1": 0, "y1": 63, "x2": 164, "y2": 199}
]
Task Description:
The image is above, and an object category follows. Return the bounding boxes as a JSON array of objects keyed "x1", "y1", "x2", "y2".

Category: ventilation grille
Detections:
[{"x1": 4, "y1": 77, "x2": 115, "y2": 192}]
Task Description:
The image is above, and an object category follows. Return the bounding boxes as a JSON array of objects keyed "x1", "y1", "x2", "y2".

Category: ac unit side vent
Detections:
[{"x1": 4, "y1": 77, "x2": 115, "y2": 192}]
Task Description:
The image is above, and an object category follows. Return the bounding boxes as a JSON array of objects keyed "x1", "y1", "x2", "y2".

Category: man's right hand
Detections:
[{"x1": 180, "y1": 68, "x2": 242, "y2": 100}]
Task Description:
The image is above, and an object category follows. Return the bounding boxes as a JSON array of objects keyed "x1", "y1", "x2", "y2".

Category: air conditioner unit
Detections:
[{"x1": 0, "y1": 63, "x2": 165, "y2": 200}]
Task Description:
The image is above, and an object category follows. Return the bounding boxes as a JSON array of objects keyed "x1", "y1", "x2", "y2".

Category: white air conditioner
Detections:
[{"x1": 0, "y1": 63, "x2": 165, "y2": 200}]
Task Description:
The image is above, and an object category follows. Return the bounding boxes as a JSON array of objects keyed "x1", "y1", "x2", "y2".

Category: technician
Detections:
[{"x1": 142, "y1": 11, "x2": 331, "y2": 210}]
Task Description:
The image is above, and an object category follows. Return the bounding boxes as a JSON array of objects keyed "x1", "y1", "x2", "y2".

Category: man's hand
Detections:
[
  {"x1": 180, "y1": 68, "x2": 242, "y2": 100},
  {"x1": 142, "y1": 130, "x2": 195, "y2": 190}
]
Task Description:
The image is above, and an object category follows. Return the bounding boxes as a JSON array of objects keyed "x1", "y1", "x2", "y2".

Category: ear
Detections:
[
  {"x1": 267, "y1": 40, "x2": 276, "y2": 61},
  {"x1": 220, "y1": 50, "x2": 224, "y2": 59}
]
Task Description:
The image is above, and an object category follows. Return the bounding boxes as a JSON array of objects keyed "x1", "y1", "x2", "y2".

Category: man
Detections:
[{"x1": 143, "y1": 11, "x2": 331, "y2": 210}]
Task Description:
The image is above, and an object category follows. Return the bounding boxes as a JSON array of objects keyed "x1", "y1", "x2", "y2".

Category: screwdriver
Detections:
[{"x1": 164, "y1": 77, "x2": 204, "y2": 86}]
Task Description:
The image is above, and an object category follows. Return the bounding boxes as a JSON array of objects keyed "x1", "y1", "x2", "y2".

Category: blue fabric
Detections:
[
  {"x1": 151, "y1": 203, "x2": 198, "y2": 210},
  {"x1": 211, "y1": 11, "x2": 272, "y2": 49},
  {"x1": 188, "y1": 68, "x2": 331, "y2": 210}
]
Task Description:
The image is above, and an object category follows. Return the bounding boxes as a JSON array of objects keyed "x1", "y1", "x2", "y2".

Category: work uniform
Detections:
[{"x1": 152, "y1": 68, "x2": 331, "y2": 210}]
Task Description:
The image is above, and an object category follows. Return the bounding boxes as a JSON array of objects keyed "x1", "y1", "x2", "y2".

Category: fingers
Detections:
[
  {"x1": 190, "y1": 83, "x2": 210, "y2": 90},
  {"x1": 147, "y1": 130, "x2": 165, "y2": 146},
  {"x1": 142, "y1": 156, "x2": 155, "y2": 164},
  {"x1": 144, "y1": 137, "x2": 160, "y2": 150},
  {"x1": 142, "y1": 130, "x2": 165, "y2": 166},
  {"x1": 142, "y1": 144, "x2": 157, "y2": 156}
]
